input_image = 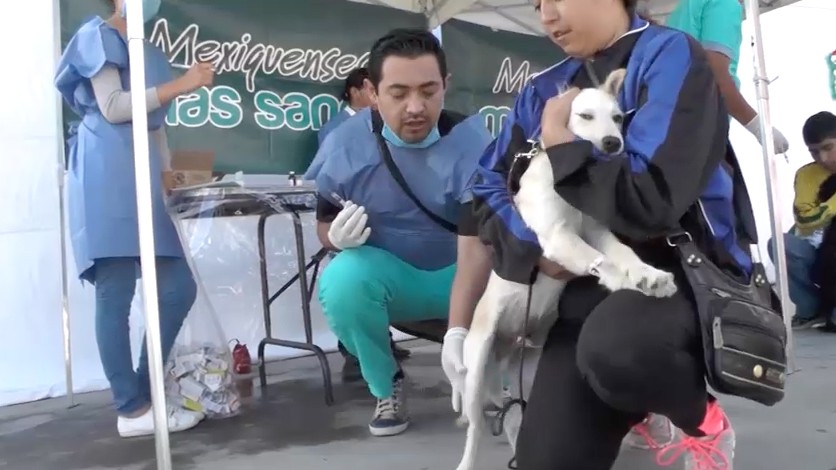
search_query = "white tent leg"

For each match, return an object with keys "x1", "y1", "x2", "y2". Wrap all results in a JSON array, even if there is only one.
[
  {"x1": 125, "y1": 3, "x2": 173, "y2": 469},
  {"x1": 52, "y1": 0, "x2": 76, "y2": 409},
  {"x1": 58, "y1": 173, "x2": 75, "y2": 408},
  {"x1": 745, "y1": 0, "x2": 796, "y2": 372}
]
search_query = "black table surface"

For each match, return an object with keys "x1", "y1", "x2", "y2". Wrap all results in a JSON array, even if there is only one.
[{"x1": 167, "y1": 181, "x2": 318, "y2": 220}]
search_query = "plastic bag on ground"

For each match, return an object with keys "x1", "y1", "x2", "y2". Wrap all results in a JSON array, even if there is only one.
[{"x1": 164, "y1": 215, "x2": 242, "y2": 420}]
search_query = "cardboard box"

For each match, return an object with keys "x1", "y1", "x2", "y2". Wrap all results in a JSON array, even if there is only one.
[{"x1": 171, "y1": 150, "x2": 216, "y2": 188}]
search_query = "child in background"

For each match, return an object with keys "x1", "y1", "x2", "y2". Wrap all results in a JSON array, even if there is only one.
[{"x1": 769, "y1": 111, "x2": 836, "y2": 329}]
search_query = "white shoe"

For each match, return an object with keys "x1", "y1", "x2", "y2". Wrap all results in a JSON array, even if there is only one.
[{"x1": 117, "y1": 406, "x2": 201, "y2": 438}]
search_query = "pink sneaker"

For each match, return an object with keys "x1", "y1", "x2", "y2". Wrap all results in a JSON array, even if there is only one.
[
  {"x1": 624, "y1": 413, "x2": 675, "y2": 449},
  {"x1": 655, "y1": 402, "x2": 736, "y2": 469}
]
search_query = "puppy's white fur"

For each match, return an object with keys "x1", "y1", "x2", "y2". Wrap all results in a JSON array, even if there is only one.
[{"x1": 454, "y1": 69, "x2": 678, "y2": 470}]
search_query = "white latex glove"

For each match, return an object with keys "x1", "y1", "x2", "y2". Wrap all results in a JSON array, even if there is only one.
[
  {"x1": 442, "y1": 327, "x2": 468, "y2": 412},
  {"x1": 327, "y1": 201, "x2": 371, "y2": 250},
  {"x1": 745, "y1": 115, "x2": 789, "y2": 154}
]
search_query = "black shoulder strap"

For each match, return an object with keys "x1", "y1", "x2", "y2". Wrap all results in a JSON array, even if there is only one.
[{"x1": 371, "y1": 111, "x2": 458, "y2": 233}]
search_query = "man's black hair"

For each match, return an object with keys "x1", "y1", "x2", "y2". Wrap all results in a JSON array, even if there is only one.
[
  {"x1": 802, "y1": 111, "x2": 836, "y2": 145},
  {"x1": 367, "y1": 28, "x2": 447, "y2": 88},
  {"x1": 342, "y1": 67, "x2": 369, "y2": 102}
]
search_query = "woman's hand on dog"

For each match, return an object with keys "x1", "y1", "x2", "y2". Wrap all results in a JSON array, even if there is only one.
[
  {"x1": 541, "y1": 87, "x2": 580, "y2": 148},
  {"x1": 538, "y1": 257, "x2": 576, "y2": 280}
]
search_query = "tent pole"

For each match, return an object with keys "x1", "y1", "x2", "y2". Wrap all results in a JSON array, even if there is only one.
[
  {"x1": 745, "y1": 0, "x2": 797, "y2": 372},
  {"x1": 125, "y1": 2, "x2": 173, "y2": 469},
  {"x1": 52, "y1": 0, "x2": 76, "y2": 409}
]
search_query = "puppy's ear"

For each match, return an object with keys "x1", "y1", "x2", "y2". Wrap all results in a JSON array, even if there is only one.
[{"x1": 602, "y1": 68, "x2": 627, "y2": 97}]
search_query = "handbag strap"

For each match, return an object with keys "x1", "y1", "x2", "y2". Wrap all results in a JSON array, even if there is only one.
[
  {"x1": 371, "y1": 112, "x2": 458, "y2": 234},
  {"x1": 665, "y1": 226, "x2": 772, "y2": 296}
]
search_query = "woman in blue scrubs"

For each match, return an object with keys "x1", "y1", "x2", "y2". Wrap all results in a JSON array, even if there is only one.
[{"x1": 55, "y1": 0, "x2": 214, "y2": 438}]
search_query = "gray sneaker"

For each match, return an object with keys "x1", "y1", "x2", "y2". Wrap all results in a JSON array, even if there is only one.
[
  {"x1": 624, "y1": 413, "x2": 675, "y2": 449},
  {"x1": 368, "y1": 376, "x2": 409, "y2": 437},
  {"x1": 657, "y1": 410, "x2": 735, "y2": 469}
]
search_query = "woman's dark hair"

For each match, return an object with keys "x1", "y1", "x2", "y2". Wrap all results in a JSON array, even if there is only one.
[
  {"x1": 803, "y1": 111, "x2": 836, "y2": 146},
  {"x1": 104, "y1": 0, "x2": 116, "y2": 12},
  {"x1": 367, "y1": 28, "x2": 447, "y2": 88},
  {"x1": 342, "y1": 67, "x2": 369, "y2": 102}
]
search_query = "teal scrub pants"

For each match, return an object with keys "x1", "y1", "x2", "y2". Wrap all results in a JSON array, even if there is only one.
[{"x1": 318, "y1": 245, "x2": 454, "y2": 398}]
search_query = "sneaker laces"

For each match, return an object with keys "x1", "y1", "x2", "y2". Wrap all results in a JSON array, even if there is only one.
[
  {"x1": 631, "y1": 420, "x2": 664, "y2": 449},
  {"x1": 374, "y1": 380, "x2": 403, "y2": 419},
  {"x1": 655, "y1": 433, "x2": 731, "y2": 470}
]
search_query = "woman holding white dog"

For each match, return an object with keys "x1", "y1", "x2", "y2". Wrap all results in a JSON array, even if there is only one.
[{"x1": 452, "y1": 0, "x2": 765, "y2": 468}]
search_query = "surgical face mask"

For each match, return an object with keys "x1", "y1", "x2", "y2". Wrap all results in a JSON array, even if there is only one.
[
  {"x1": 381, "y1": 123, "x2": 440, "y2": 149},
  {"x1": 121, "y1": 0, "x2": 162, "y2": 23}
]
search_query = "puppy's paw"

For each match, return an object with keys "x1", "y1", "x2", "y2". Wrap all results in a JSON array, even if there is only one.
[
  {"x1": 626, "y1": 264, "x2": 678, "y2": 298},
  {"x1": 595, "y1": 261, "x2": 639, "y2": 293}
]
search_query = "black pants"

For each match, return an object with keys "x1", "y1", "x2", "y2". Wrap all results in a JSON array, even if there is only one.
[{"x1": 515, "y1": 275, "x2": 709, "y2": 470}]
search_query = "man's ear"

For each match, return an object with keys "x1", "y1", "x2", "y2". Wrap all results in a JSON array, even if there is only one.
[
  {"x1": 445, "y1": 72, "x2": 452, "y2": 88},
  {"x1": 348, "y1": 87, "x2": 360, "y2": 102},
  {"x1": 601, "y1": 68, "x2": 627, "y2": 97}
]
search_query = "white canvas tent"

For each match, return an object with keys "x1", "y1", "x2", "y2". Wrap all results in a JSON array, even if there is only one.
[
  {"x1": 116, "y1": 0, "x2": 807, "y2": 467},
  {"x1": 349, "y1": 0, "x2": 805, "y2": 34}
]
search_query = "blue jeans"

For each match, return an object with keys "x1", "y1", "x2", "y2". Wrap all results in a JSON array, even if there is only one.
[
  {"x1": 93, "y1": 256, "x2": 197, "y2": 415},
  {"x1": 767, "y1": 233, "x2": 820, "y2": 321}
]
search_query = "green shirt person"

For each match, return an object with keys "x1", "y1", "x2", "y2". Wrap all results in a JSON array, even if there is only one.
[{"x1": 666, "y1": 0, "x2": 789, "y2": 153}]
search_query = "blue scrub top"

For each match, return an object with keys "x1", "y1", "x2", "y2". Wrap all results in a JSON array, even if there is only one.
[
  {"x1": 55, "y1": 16, "x2": 183, "y2": 281},
  {"x1": 314, "y1": 108, "x2": 492, "y2": 271},
  {"x1": 305, "y1": 108, "x2": 356, "y2": 181}
]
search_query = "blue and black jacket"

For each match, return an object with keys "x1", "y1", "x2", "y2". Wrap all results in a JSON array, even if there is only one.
[{"x1": 472, "y1": 16, "x2": 757, "y2": 285}]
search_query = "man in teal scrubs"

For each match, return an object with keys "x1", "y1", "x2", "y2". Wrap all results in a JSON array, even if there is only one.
[
  {"x1": 314, "y1": 28, "x2": 492, "y2": 437},
  {"x1": 666, "y1": 0, "x2": 789, "y2": 153}
]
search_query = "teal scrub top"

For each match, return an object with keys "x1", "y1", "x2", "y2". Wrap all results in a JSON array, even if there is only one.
[{"x1": 666, "y1": 0, "x2": 744, "y2": 87}]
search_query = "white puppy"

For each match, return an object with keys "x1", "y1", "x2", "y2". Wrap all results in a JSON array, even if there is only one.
[{"x1": 454, "y1": 69, "x2": 678, "y2": 470}]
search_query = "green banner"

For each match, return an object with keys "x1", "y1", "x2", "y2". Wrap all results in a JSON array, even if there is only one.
[
  {"x1": 60, "y1": 1, "x2": 560, "y2": 174},
  {"x1": 441, "y1": 20, "x2": 563, "y2": 137},
  {"x1": 60, "y1": 0, "x2": 424, "y2": 174}
]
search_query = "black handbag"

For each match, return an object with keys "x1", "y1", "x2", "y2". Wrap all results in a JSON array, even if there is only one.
[{"x1": 667, "y1": 230, "x2": 787, "y2": 406}]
